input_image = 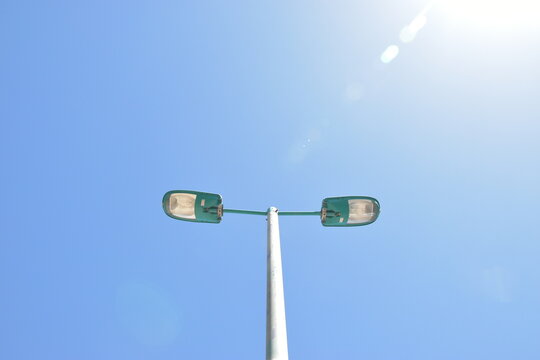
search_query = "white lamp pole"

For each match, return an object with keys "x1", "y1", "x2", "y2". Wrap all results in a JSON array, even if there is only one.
[{"x1": 266, "y1": 207, "x2": 289, "y2": 360}]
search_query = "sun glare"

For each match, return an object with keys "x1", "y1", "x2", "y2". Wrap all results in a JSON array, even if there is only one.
[{"x1": 439, "y1": 0, "x2": 540, "y2": 30}]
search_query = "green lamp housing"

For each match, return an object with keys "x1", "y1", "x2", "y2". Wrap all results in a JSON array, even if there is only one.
[
  {"x1": 163, "y1": 190, "x2": 223, "y2": 223},
  {"x1": 321, "y1": 196, "x2": 380, "y2": 227}
]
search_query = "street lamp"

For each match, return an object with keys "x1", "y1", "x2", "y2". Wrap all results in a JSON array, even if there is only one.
[{"x1": 162, "y1": 190, "x2": 380, "y2": 360}]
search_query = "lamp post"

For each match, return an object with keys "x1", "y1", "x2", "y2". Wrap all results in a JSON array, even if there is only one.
[
  {"x1": 162, "y1": 191, "x2": 380, "y2": 360},
  {"x1": 266, "y1": 207, "x2": 288, "y2": 359}
]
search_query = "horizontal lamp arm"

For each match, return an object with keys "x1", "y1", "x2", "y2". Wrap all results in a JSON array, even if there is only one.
[
  {"x1": 278, "y1": 211, "x2": 320, "y2": 216},
  {"x1": 223, "y1": 208, "x2": 320, "y2": 216},
  {"x1": 223, "y1": 208, "x2": 267, "y2": 216}
]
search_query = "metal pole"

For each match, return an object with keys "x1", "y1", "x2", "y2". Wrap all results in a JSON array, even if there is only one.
[{"x1": 266, "y1": 207, "x2": 289, "y2": 360}]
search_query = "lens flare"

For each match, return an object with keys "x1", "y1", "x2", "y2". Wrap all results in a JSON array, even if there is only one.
[{"x1": 380, "y1": 45, "x2": 400, "y2": 63}]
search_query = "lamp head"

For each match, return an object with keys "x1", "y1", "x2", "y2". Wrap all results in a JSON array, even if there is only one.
[
  {"x1": 321, "y1": 196, "x2": 380, "y2": 227},
  {"x1": 163, "y1": 190, "x2": 223, "y2": 223}
]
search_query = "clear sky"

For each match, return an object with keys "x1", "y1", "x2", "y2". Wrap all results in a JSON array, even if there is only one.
[{"x1": 1, "y1": 0, "x2": 540, "y2": 359}]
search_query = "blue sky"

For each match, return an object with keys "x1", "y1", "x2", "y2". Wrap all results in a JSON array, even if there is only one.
[{"x1": 1, "y1": 0, "x2": 540, "y2": 358}]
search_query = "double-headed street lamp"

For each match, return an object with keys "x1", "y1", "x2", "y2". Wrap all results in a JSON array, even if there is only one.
[{"x1": 162, "y1": 190, "x2": 380, "y2": 360}]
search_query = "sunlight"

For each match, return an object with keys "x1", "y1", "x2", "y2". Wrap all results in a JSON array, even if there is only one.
[
  {"x1": 439, "y1": 0, "x2": 540, "y2": 30},
  {"x1": 400, "y1": 13, "x2": 428, "y2": 43}
]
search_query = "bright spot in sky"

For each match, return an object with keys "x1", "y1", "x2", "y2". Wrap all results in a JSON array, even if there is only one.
[
  {"x1": 400, "y1": 14, "x2": 427, "y2": 43},
  {"x1": 380, "y1": 45, "x2": 399, "y2": 63},
  {"x1": 439, "y1": 0, "x2": 540, "y2": 30}
]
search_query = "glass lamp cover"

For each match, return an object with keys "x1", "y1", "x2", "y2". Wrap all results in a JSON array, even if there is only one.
[
  {"x1": 163, "y1": 190, "x2": 223, "y2": 223},
  {"x1": 347, "y1": 199, "x2": 377, "y2": 224},
  {"x1": 169, "y1": 193, "x2": 196, "y2": 219}
]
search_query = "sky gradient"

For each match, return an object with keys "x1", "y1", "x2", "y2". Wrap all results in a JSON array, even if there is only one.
[{"x1": 1, "y1": 0, "x2": 540, "y2": 359}]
